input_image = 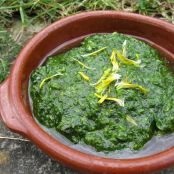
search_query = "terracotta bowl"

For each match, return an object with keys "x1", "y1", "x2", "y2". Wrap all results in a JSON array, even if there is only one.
[{"x1": 1, "y1": 11, "x2": 174, "y2": 174}]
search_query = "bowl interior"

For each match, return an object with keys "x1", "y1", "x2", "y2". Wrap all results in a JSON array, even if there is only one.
[{"x1": 20, "y1": 13, "x2": 174, "y2": 159}]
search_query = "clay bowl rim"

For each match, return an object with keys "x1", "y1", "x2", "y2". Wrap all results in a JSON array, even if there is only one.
[{"x1": 3, "y1": 11, "x2": 174, "y2": 173}]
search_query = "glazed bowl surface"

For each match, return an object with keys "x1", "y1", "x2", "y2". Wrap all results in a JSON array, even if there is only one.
[{"x1": 1, "y1": 11, "x2": 174, "y2": 174}]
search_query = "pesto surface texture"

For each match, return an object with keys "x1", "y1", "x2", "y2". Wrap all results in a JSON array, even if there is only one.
[{"x1": 30, "y1": 33, "x2": 174, "y2": 152}]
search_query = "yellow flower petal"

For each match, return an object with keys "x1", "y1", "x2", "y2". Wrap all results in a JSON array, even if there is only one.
[
  {"x1": 72, "y1": 58, "x2": 95, "y2": 70},
  {"x1": 116, "y1": 81, "x2": 148, "y2": 95},
  {"x1": 98, "y1": 94, "x2": 108, "y2": 104},
  {"x1": 82, "y1": 47, "x2": 107, "y2": 57},
  {"x1": 90, "y1": 68, "x2": 111, "y2": 86},
  {"x1": 95, "y1": 93, "x2": 124, "y2": 107},
  {"x1": 39, "y1": 73, "x2": 63, "y2": 89},
  {"x1": 110, "y1": 50, "x2": 119, "y2": 71},
  {"x1": 78, "y1": 71, "x2": 90, "y2": 81},
  {"x1": 96, "y1": 73, "x2": 121, "y2": 94},
  {"x1": 122, "y1": 40, "x2": 127, "y2": 57},
  {"x1": 105, "y1": 97, "x2": 124, "y2": 107},
  {"x1": 114, "y1": 49, "x2": 141, "y2": 67},
  {"x1": 126, "y1": 115, "x2": 138, "y2": 126}
]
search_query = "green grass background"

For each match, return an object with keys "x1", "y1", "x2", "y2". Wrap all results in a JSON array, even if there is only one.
[{"x1": 0, "y1": 0, "x2": 174, "y2": 83}]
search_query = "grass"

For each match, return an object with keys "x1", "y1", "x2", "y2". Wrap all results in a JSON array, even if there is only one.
[
  {"x1": 0, "y1": 0, "x2": 174, "y2": 83},
  {"x1": 0, "y1": 0, "x2": 173, "y2": 28},
  {"x1": 0, "y1": 27, "x2": 21, "y2": 82}
]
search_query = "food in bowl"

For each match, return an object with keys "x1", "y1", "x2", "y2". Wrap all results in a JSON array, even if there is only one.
[{"x1": 29, "y1": 32, "x2": 174, "y2": 152}]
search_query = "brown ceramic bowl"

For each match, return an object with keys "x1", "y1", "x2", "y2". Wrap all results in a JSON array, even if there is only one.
[{"x1": 1, "y1": 11, "x2": 174, "y2": 174}]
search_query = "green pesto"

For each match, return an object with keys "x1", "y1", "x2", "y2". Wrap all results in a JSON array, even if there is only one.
[{"x1": 29, "y1": 33, "x2": 174, "y2": 152}]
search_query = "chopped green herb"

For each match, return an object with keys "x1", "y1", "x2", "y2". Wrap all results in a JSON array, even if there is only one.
[{"x1": 30, "y1": 33, "x2": 174, "y2": 152}]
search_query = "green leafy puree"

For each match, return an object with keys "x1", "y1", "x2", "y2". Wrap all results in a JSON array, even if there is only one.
[{"x1": 30, "y1": 33, "x2": 174, "y2": 152}]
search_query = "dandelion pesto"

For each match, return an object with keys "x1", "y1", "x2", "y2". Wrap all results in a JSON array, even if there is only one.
[{"x1": 30, "y1": 33, "x2": 174, "y2": 152}]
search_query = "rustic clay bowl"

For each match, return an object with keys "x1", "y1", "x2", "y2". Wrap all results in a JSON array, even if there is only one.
[{"x1": 1, "y1": 11, "x2": 174, "y2": 174}]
